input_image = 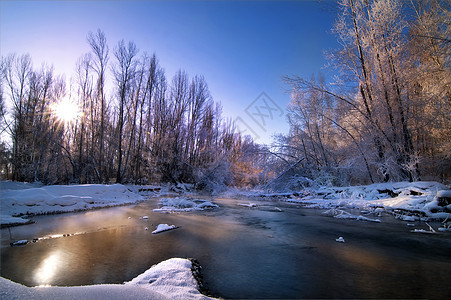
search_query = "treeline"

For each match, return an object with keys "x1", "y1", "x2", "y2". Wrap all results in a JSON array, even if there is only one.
[
  {"x1": 279, "y1": 0, "x2": 450, "y2": 185},
  {"x1": 0, "y1": 30, "x2": 267, "y2": 188}
]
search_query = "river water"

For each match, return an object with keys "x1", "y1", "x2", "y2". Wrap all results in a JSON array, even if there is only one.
[{"x1": 1, "y1": 196, "x2": 451, "y2": 299}]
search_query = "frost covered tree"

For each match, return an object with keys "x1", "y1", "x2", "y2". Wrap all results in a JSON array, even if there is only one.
[
  {"x1": 0, "y1": 30, "x2": 264, "y2": 189},
  {"x1": 283, "y1": 0, "x2": 450, "y2": 184},
  {"x1": 406, "y1": 0, "x2": 451, "y2": 181}
]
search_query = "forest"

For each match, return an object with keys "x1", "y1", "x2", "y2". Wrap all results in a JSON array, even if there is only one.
[
  {"x1": 279, "y1": 0, "x2": 450, "y2": 185},
  {"x1": 0, "y1": 32, "x2": 267, "y2": 187},
  {"x1": 0, "y1": 0, "x2": 449, "y2": 188}
]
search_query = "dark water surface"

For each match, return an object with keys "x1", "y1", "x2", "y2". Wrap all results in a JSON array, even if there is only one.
[{"x1": 1, "y1": 197, "x2": 451, "y2": 299}]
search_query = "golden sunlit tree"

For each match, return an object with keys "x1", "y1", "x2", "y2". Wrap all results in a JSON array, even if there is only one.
[{"x1": 283, "y1": 0, "x2": 450, "y2": 184}]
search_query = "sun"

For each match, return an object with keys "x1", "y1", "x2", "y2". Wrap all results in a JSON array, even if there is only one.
[{"x1": 53, "y1": 98, "x2": 81, "y2": 124}]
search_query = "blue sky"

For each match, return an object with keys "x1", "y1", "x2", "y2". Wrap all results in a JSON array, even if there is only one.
[{"x1": 1, "y1": 0, "x2": 339, "y2": 144}]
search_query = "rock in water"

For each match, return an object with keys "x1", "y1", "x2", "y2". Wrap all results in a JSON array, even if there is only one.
[
  {"x1": 335, "y1": 237, "x2": 345, "y2": 243},
  {"x1": 10, "y1": 240, "x2": 28, "y2": 247}
]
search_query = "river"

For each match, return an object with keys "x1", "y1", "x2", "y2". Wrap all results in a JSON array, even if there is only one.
[{"x1": 1, "y1": 196, "x2": 451, "y2": 299}]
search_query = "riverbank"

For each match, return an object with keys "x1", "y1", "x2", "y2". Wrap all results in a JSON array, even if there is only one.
[
  {"x1": 1, "y1": 182, "x2": 169, "y2": 227},
  {"x1": 2, "y1": 186, "x2": 451, "y2": 299},
  {"x1": 1, "y1": 180, "x2": 450, "y2": 228},
  {"x1": 0, "y1": 258, "x2": 215, "y2": 300}
]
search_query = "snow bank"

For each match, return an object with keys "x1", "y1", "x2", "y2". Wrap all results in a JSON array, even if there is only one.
[
  {"x1": 136, "y1": 184, "x2": 189, "y2": 197},
  {"x1": 125, "y1": 258, "x2": 212, "y2": 299},
  {"x1": 153, "y1": 197, "x2": 218, "y2": 213},
  {"x1": 0, "y1": 181, "x2": 43, "y2": 191},
  {"x1": 288, "y1": 181, "x2": 450, "y2": 221},
  {"x1": 1, "y1": 182, "x2": 143, "y2": 227},
  {"x1": 0, "y1": 258, "x2": 214, "y2": 300}
]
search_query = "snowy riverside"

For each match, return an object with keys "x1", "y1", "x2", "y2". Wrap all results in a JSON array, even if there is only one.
[{"x1": 1, "y1": 0, "x2": 450, "y2": 299}]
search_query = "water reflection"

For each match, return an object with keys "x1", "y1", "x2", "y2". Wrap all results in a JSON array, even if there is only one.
[
  {"x1": 34, "y1": 252, "x2": 62, "y2": 285},
  {"x1": 1, "y1": 198, "x2": 451, "y2": 299}
]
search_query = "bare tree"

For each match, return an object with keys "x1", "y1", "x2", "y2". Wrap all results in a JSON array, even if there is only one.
[
  {"x1": 112, "y1": 39, "x2": 138, "y2": 183},
  {"x1": 74, "y1": 53, "x2": 93, "y2": 182},
  {"x1": 87, "y1": 29, "x2": 109, "y2": 182}
]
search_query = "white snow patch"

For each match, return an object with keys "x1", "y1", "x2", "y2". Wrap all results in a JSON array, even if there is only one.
[
  {"x1": 0, "y1": 215, "x2": 32, "y2": 226},
  {"x1": 437, "y1": 190, "x2": 451, "y2": 198},
  {"x1": 400, "y1": 215, "x2": 417, "y2": 222},
  {"x1": 411, "y1": 229, "x2": 436, "y2": 234},
  {"x1": 152, "y1": 224, "x2": 178, "y2": 234},
  {"x1": 237, "y1": 202, "x2": 257, "y2": 208},
  {"x1": 322, "y1": 209, "x2": 381, "y2": 223},
  {"x1": 336, "y1": 237, "x2": 345, "y2": 243},
  {"x1": 0, "y1": 258, "x2": 215, "y2": 300}
]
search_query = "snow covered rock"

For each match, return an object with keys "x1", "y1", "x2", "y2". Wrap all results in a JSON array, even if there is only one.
[
  {"x1": 152, "y1": 224, "x2": 178, "y2": 234},
  {"x1": 237, "y1": 202, "x2": 257, "y2": 208},
  {"x1": 126, "y1": 258, "x2": 214, "y2": 299},
  {"x1": 0, "y1": 258, "x2": 216, "y2": 300},
  {"x1": 10, "y1": 240, "x2": 28, "y2": 247},
  {"x1": 336, "y1": 237, "x2": 345, "y2": 243},
  {"x1": 153, "y1": 197, "x2": 218, "y2": 213}
]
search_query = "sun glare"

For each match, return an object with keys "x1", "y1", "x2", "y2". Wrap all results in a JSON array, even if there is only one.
[
  {"x1": 34, "y1": 252, "x2": 61, "y2": 285},
  {"x1": 53, "y1": 98, "x2": 81, "y2": 124}
]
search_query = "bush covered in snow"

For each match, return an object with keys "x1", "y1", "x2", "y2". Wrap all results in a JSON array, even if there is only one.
[
  {"x1": 194, "y1": 160, "x2": 233, "y2": 194},
  {"x1": 153, "y1": 197, "x2": 219, "y2": 213}
]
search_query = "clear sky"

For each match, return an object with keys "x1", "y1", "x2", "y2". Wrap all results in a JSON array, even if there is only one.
[{"x1": 1, "y1": 0, "x2": 339, "y2": 145}]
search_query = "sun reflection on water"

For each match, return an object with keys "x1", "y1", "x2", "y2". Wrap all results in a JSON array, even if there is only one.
[{"x1": 34, "y1": 252, "x2": 61, "y2": 286}]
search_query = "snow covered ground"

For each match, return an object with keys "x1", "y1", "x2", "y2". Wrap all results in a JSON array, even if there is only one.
[
  {"x1": 0, "y1": 181, "x2": 219, "y2": 227},
  {"x1": 244, "y1": 181, "x2": 450, "y2": 227},
  {"x1": 0, "y1": 258, "x2": 215, "y2": 300},
  {"x1": 2, "y1": 180, "x2": 450, "y2": 227},
  {"x1": 302, "y1": 181, "x2": 450, "y2": 220},
  {"x1": 1, "y1": 180, "x2": 450, "y2": 298},
  {"x1": 0, "y1": 182, "x2": 147, "y2": 227}
]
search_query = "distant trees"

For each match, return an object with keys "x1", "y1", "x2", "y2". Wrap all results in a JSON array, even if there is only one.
[
  {"x1": 5, "y1": 0, "x2": 447, "y2": 188},
  {"x1": 0, "y1": 29, "x2": 262, "y2": 188},
  {"x1": 282, "y1": 0, "x2": 450, "y2": 184}
]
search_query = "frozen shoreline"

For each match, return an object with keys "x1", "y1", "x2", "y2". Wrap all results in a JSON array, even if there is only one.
[
  {"x1": 1, "y1": 180, "x2": 450, "y2": 228},
  {"x1": 0, "y1": 258, "x2": 215, "y2": 300},
  {"x1": 0, "y1": 182, "x2": 150, "y2": 227},
  {"x1": 1, "y1": 180, "x2": 450, "y2": 299},
  {"x1": 242, "y1": 181, "x2": 451, "y2": 222}
]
